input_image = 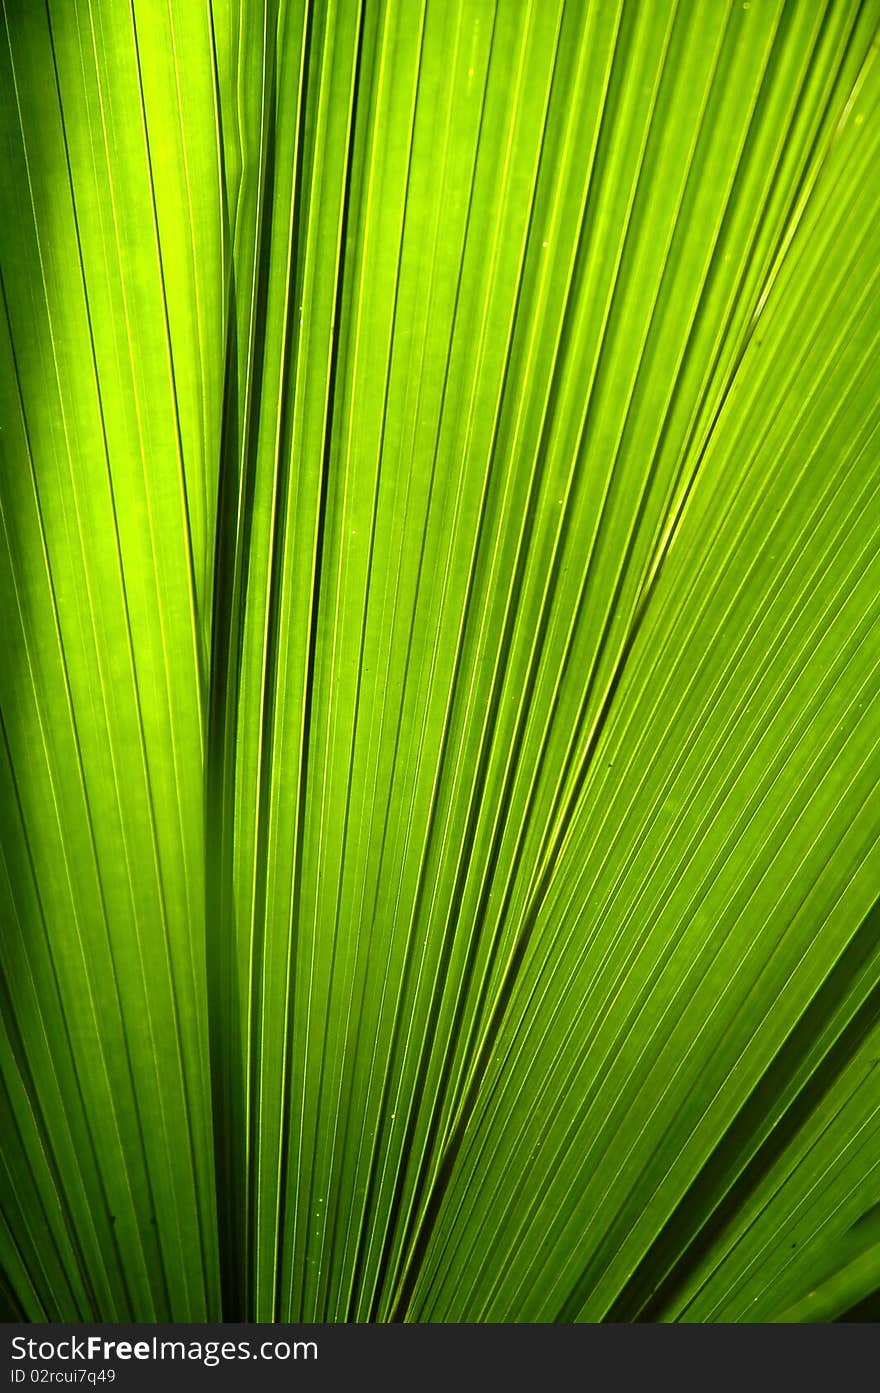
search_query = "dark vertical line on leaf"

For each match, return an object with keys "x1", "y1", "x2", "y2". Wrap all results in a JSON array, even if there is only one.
[
  {"x1": 205, "y1": 0, "x2": 285, "y2": 1319},
  {"x1": 204, "y1": 293, "x2": 246, "y2": 1320},
  {"x1": 203, "y1": 0, "x2": 241, "y2": 1322}
]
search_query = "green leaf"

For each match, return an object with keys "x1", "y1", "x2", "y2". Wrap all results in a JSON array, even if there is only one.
[{"x1": 1, "y1": 0, "x2": 879, "y2": 1322}]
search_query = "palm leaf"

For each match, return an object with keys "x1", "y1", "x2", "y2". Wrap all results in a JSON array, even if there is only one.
[{"x1": 1, "y1": 0, "x2": 879, "y2": 1322}]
